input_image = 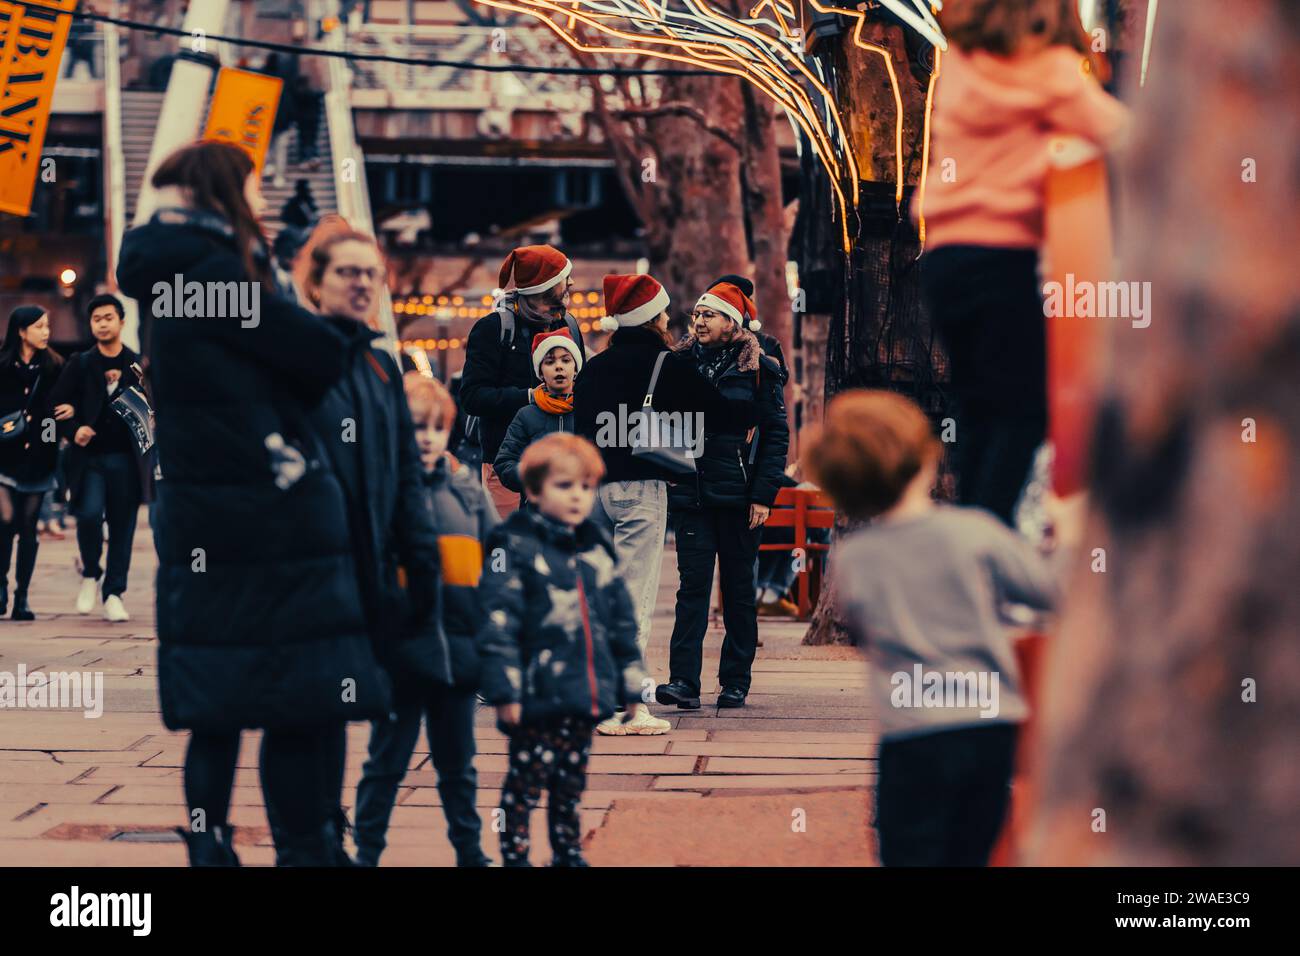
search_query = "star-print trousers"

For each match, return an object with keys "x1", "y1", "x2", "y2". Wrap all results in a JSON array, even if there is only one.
[{"x1": 500, "y1": 715, "x2": 594, "y2": 866}]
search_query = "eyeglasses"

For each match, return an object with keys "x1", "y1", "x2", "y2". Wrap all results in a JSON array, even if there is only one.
[{"x1": 691, "y1": 308, "x2": 722, "y2": 322}]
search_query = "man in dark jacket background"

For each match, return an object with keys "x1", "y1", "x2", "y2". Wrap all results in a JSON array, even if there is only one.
[
  {"x1": 51, "y1": 294, "x2": 154, "y2": 623},
  {"x1": 459, "y1": 244, "x2": 586, "y2": 519}
]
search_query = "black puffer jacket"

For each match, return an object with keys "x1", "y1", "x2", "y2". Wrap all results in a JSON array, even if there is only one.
[
  {"x1": 0, "y1": 354, "x2": 63, "y2": 486},
  {"x1": 425, "y1": 454, "x2": 498, "y2": 688},
  {"x1": 573, "y1": 325, "x2": 759, "y2": 484},
  {"x1": 493, "y1": 402, "x2": 573, "y2": 494},
  {"x1": 458, "y1": 307, "x2": 586, "y2": 465},
  {"x1": 667, "y1": 330, "x2": 790, "y2": 511},
  {"x1": 117, "y1": 207, "x2": 390, "y2": 731},
  {"x1": 476, "y1": 509, "x2": 648, "y2": 723},
  {"x1": 308, "y1": 317, "x2": 446, "y2": 693}
]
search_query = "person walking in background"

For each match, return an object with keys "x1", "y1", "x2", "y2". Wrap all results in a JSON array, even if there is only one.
[
  {"x1": 656, "y1": 279, "x2": 788, "y2": 711},
  {"x1": 116, "y1": 140, "x2": 390, "y2": 866},
  {"x1": 575, "y1": 273, "x2": 759, "y2": 735},
  {"x1": 460, "y1": 244, "x2": 585, "y2": 519},
  {"x1": 477, "y1": 433, "x2": 649, "y2": 866},
  {"x1": 353, "y1": 374, "x2": 496, "y2": 868},
  {"x1": 803, "y1": 390, "x2": 1065, "y2": 865},
  {"x1": 917, "y1": 0, "x2": 1128, "y2": 525},
  {"x1": 0, "y1": 307, "x2": 73, "y2": 620},
  {"x1": 50, "y1": 295, "x2": 152, "y2": 623},
  {"x1": 492, "y1": 327, "x2": 581, "y2": 502}
]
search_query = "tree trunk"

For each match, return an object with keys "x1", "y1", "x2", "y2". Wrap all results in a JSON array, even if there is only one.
[
  {"x1": 738, "y1": 80, "x2": 791, "y2": 360},
  {"x1": 1025, "y1": 0, "x2": 1300, "y2": 865},
  {"x1": 802, "y1": 22, "x2": 939, "y2": 645}
]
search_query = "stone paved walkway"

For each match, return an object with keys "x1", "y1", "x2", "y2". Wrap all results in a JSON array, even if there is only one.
[{"x1": 0, "y1": 513, "x2": 874, "y2": 866}]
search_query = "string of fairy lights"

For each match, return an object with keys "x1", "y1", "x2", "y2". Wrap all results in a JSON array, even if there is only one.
[{"x1": 394, "y1": 290, "x2": 611, "y2": 353}]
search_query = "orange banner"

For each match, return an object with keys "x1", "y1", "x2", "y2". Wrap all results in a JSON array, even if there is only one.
[
  {"x1": 203, "y1": 67, "x2": 282, "y2": 176},
  {"x1": 0, "y1": 0, "x2": 78, "y2": 217}
]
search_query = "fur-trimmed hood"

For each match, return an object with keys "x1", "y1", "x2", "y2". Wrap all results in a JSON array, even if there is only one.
[{"x1": 673, "y1": 328, "x2": 762, "y2": 373}]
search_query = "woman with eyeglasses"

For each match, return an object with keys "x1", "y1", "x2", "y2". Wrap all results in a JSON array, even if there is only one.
[{"x1": 655, "y1": 279, "x2": 789, "y2": 712}]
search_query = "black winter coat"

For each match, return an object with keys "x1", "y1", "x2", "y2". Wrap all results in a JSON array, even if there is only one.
[
  {"x1": 492, "y1": 402, "x2": 573, "y2": 494},
  {"x1": 476, "y1": 509, "x2": 648, "y2": 723},
  {"x1": 573, "y1": 325, "x2": 760, "y2": 484},
  {"x1": 49, "y1": 345, "x2": 156, "y2": 504},
  {"x1": 116, "y1": 207, "x2": 390, "y2": 732},
  {"x1": 667, "y1": 331, "x2": 790, "y2": 512},
  {"x1": 0, "y1": 353, "x2": 63, "y2": 486},
  {"x1": 458, "y1": 307, "x2": 586, "y2": 465},
  {"x1": 308, "y1": 317, "x2": 447, "y2": 694},
  {"x1": 425, "y1": 454, "x2": 498, "y2": 688}
]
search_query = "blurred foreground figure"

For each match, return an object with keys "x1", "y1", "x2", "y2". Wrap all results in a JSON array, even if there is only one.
[{"x1": 1025, "y1": 0, "x2": 1300, "y2": 865}]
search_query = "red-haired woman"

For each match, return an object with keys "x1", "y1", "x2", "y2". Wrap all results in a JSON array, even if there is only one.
[{"x1": 116, "y1": 140, "x2": 388, "y2": 866}]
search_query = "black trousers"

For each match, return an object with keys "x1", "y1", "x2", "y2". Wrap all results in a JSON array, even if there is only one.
[
  {"x1": 74, "y1": 452, "x2": 141, "y2": 598},
  {"x1": 921, "y1": 246, "x2": 1048, "y2": 526},
  {"x1": 0, "y1": 488, "x2": 44, "y2": 593},
  {"x1": 874, "y1": 723, "x2": 1018, "y2": 866},
  {"x1": 500, "y1": 716, "x2": 593, "y2": 867},
  {"x1": 183, "y1": 724, "x2": 344, "y2": 845},
  {"x1": 353, "y1": 687, "x2": 482, "y2": 865},
  {"x1": 668, "y1": 507, "x2": 762, "y2": 696}
]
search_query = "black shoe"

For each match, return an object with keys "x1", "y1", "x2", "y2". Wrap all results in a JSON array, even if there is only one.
[
  {"x1": 178, "y1": 825, "x2": 241, "y2": 867},
  {"x1": 717, "y1": 686, "x2": 747, "y2": 708},
  {"x1": 274, "y1": 824, "x2": 340, "y2": 867},
  {"x1": 330, "y1": 809, "x2": 357, "y2": 866},
  {"x1": 655, "y1": 680, "x2": 700, "y2": 710},
  {"x1": 10, "y1": 592, "x2": 33, "y2": 621}
]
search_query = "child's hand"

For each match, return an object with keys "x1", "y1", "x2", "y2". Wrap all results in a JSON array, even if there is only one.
[{"x1": 496, "y1": 703, "x2": 522, "y2": 729}]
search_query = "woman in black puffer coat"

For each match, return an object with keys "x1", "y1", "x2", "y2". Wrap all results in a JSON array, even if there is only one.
[
  {"x1": 116, "y1": 141, "x2": 389, "y2": 866},
  {"x1": 657, "y1": 280, "x2": 789, "y2": 712},
  {"x1": 0, "y1": 306, "x2": 71, "y2": 619}
]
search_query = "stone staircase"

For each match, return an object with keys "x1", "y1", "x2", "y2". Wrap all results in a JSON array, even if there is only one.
[{"x1": 120, "y1": 89, "x2": 338, "y2": 239}]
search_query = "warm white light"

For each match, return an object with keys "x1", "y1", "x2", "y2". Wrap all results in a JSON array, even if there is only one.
[{"x1": 60, "y1": 268, "x2": 77, "y2": 285}]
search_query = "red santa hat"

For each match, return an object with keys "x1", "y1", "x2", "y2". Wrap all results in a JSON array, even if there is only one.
[
  {"x1": 531, "y1": 328, "x2": 583, "y2": 377},
  {"x1": 695, "y1": 280, "x2": 761, "y2": 332},
  {"x1": 498, "y1": 244, "x2": 572, "y2": 296},
  {"x1": 599, "y1": 273, "x2": 669, "y2": 332}
]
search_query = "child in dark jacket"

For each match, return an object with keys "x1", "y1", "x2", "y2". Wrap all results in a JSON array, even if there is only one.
[
  {"x1": 353, "y1": 375, "x2": 497, "y2": 868},
  {"x1": 493, "y1": 328, "x2": 581, "y2": 497},
  {"x1": 477, "y1": 432, "x2": 649, "y2": 866}
]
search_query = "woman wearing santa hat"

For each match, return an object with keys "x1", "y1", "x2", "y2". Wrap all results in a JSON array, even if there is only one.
[
  {"x1": 574, "y1": 274, "x2": 760, "y2": 734},
  {"x1": 460, "y1": 244, "x2": 586, "y2": 518},
  {"x1": 655, "y1": 279, "x2": 789, "y2": 711}
]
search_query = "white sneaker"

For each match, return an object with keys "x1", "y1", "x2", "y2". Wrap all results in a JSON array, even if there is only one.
[
  {"x1": 620, "y1": 704, "x2": 671, "y2": 736},
  {"x1": 75, "y1": 578, "x2": 97, "y2": 615},
  {"x1": 596, "y1": 713, "x2": 628, "y2": 736},
  {"x1": 104, "y1": 595, "x2": 129, "y2": 622}
]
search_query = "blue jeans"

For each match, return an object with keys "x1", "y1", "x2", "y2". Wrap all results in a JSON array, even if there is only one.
[
  {"x1": 353, "y1": 687, "x2": 483, "y2": 865},
  {"x1": 591, "y1": 479, "x2": 667, "y2": 656},
  {"x1": 75, "y1": 452, "x2": 141, "y2": 599}
]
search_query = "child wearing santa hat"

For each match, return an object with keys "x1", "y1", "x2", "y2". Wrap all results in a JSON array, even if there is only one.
[{"x1": 493, "y1": 328, "x2": 583, "y2": 500}]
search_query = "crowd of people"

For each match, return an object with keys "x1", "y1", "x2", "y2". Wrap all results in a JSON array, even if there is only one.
[{"x1": 0, "y1": 0, "x2": 1127, "y2": 869}]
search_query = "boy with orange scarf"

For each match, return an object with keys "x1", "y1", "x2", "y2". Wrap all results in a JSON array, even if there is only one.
[{"x1": 493, "y1": 329, "x2": 581, "y2": 503}]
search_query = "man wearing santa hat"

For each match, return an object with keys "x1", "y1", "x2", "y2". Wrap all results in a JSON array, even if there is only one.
[{"x1": 460, "y1": 244, "x2": 587, "y2": 518}]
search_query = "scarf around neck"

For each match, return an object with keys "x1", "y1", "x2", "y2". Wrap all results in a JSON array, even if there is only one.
[
  {"x1": 693, "y1": 339, "x2": 742, "y2": 385},
  {"x1": 532, "y1": 385, "x2": 573, "y2": 415}
]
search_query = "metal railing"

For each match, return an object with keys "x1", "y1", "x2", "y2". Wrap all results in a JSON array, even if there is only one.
[{"x1": 342, "y1": 23, "x2": 590, "y2": 111}]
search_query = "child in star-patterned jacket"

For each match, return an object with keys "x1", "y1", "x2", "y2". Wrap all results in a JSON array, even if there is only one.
[{"x1": 476, "y1": 433, "x2": 649, "y2": 866}]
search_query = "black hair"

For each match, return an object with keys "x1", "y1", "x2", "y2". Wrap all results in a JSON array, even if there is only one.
[
  {"x1": 86, "y1": 293, "x2": 125, "y2": 321},
  {"x1": 0, "y1": 305, "x2": 63, "y2": 374},
  {"x1": 711, "y1": 274, "x2": 754, "y2": 297}
]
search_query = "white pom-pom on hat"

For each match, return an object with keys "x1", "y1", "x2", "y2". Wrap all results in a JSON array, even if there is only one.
[
  {"x1": 747, "y1": 319, "x2": 762, "y2": 332},
  {"x1": 599, "y1": 316, "x2": 620, "y2": 332}
]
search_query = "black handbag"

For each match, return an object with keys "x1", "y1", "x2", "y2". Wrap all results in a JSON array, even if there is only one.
[
  {"x1": 630, "y1": 351, "x2": 698, "y2": 476},
  {"x1": 0, "y1": 370, "x2": 40, "y2": 444}
]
